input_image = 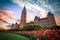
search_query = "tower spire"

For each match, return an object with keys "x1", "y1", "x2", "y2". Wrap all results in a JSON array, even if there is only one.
[
  {"x1": 22, "y1": 6, "x2": 26, "y2": 11},
  {"x1": 20, "y1": 6, "x2": 26, "y2": 28}
]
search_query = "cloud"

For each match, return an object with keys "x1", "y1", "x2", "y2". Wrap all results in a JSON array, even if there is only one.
[
  {"x1": 0, "y1": 13, "x2": 6, "y2": 20},
  {"x1": 0, "y1": 9, "x2": 17, "y2": 22},
  {"x1": 12, "y1": 0, "x2": 60, "y2": 25},
  {"x1": 0, "y1": 19, "x2": 8, "y2": 24},
  {"x1": 12, "y1": 0, "x2": 47, "y2": 13},
  {"x1": 12, "y1": 0, "x2": 48, "y2": 22},
  {"x1": 4, "y1": 10, "x2": 16, "y2": 21},
  {"x1": 27, "y1": 12, "x2": 35, "y2": 22},
  {"x1": 0, "y1": 22, "x2": 10, "y2": 30}
]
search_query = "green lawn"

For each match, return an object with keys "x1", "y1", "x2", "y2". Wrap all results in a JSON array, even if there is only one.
[{"x1": 0, "y1": 32, "x2": 30, "y2": 40}]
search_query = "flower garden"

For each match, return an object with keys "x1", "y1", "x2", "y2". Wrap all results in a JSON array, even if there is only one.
[
  {"x1": 3, "y1": 25, "x2": 60, "y2": 40},
  {"x1": 19, "y1": 29, "x2": 60, "y2": 40},
  {"x1": 37, "y1": 29, "x2": 60, "y2": 40}
]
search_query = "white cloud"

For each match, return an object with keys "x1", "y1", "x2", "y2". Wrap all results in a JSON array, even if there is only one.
[
  {"x1": 0, "y1": 9, "x2": 16, "y2": 21},
  {"x1": 0, "y1": 9, "x2": 17, "y2": 24},
  {"x1": 12, "y1": 0, "x2": 48, "y2": 22}
]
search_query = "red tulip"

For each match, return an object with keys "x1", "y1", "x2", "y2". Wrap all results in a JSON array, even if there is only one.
[
  {"x1": 47, "y1": 34, "x2": 51, "y2": 38},
  {"x1": 50, "y1": 37, "x2": 55, "y2": 40},
  {"x1": 38, "y1": 37, "x2": 42, "y2": 40}
]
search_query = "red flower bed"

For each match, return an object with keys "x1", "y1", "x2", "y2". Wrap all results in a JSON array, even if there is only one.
[
  {"x1": 20, "y1": 29, "x2": 60, "y2": 40},
  {"x1": 37, "y1": 29, "x2": 60, "y2": 40}
]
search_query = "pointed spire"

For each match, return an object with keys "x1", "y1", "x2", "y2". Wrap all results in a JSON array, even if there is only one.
[
  {"x1": 23, "y1": 6, "x2": 26, "y2": 11},
  {"x1": 20, "y1": 6, "x2": 26, "y2": 28}
]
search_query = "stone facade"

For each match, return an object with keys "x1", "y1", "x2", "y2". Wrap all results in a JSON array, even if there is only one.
[
  {"x1": 11, "y1": 7, "x2": 56, "y2": 29},
  {"x1": 34, "y1": 12, "x2": 56, "y2": 27},
  {"x1": 19, "y1": 6, "x2": 26, "y2": 28}
]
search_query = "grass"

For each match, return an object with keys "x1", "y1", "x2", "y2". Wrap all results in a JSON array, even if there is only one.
[{"x1": 0, "y1": 32, "x2": 30, "y2": 40}]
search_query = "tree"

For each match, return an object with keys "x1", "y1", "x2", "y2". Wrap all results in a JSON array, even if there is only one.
[{"x1": 23, "y1": 25, "x2": 41, "y2": 31}]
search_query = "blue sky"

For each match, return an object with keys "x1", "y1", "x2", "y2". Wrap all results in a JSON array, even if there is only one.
[{"x1": 0, "y1": 0, "x2": 60, "y2": 25}]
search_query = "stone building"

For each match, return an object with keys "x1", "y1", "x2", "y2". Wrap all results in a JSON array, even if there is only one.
[
  {"x1": 11, "y1": 6, "x2": 56, "y2": 29},
  {"x1": 34, "y1": 12, "x2": 56, "y2": 27},
  {"x1": 19, "y1": 6, "x2": 26, "y2": 28}
]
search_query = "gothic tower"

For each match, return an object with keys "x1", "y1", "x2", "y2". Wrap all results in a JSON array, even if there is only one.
[
  {"x1": 47, "y1": 12, "x2": 56, "y2": 26},
  {"x1": 20, "y1": 6, "x2": 26, "y2": 28}
]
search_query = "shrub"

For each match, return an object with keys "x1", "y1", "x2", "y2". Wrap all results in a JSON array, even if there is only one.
[{"x1": 23, "y1": 25, "x2": 41, "y2": 31}]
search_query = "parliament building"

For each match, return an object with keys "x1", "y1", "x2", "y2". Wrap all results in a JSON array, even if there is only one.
[{"x1": 11, "y1": 6, "x2": 56, "y2": 29}]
